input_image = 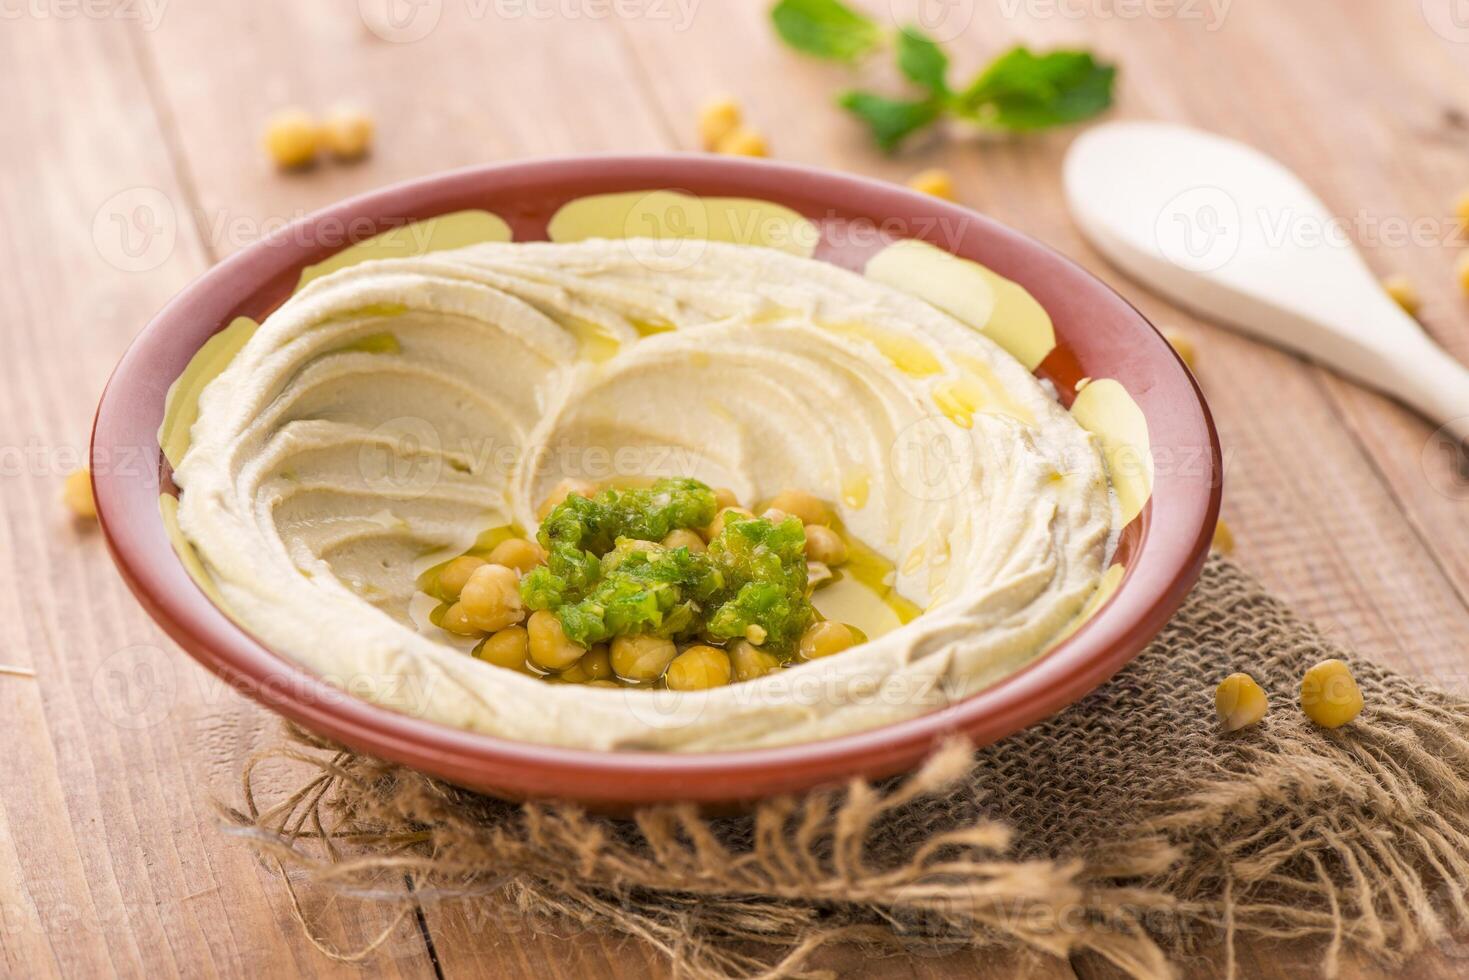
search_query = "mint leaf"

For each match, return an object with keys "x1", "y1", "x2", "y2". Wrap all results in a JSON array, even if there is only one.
[
  {"x1": 958, "y1": 47, "x2": 1115, "y2": 131},
  {"x1": 837, "y1": 91, "x2": 941, "y2": 152},
  {"x1": 896, "y1": 26, "x2": 948, "y2": 94},
  {"x1": 770, "y1": 0, "x2": 884, "y2": 62}
]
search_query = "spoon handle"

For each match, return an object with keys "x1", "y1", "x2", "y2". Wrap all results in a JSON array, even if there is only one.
[
  {"x1": 1388, "y1": 338, "x2": 1469, "y2": 445},
  {"x1": 1315, "y1": 308, "x2": 1469, "y2": 445}
]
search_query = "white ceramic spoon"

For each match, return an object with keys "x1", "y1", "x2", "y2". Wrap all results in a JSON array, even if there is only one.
[{"x1": 1063, "y1": 120, "x2": 1469, "y2": 444}]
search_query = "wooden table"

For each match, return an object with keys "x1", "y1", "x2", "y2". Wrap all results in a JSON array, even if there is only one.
[{"x1": 4, "y1": 1, "x2": 1468, "y2": 976}]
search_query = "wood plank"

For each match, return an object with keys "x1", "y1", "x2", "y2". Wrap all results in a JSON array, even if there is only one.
[
  {"x1": 1259, "y1": 0, "x2": 1469, "y2": 609},
  {"x1": 418, "y1": 894, "x2": 1072, "y2": 978},
  {"x1": 1076, "y1": 938, "x2": 1469, "y2": 980},
  {"x1": 10, "y1": 1, "x2": 1461, "y2": 978},
  {"x1": 0, "y1": 12, "x2": 434, "y2": 978},
  {"x1": 615, "y1": 4, "x2": 1469, "y2": 979},
  {"x1": 131, "y1": 3, "x2": 1057, "y2": 974},
  {"x1": 136, "y1": 0, "x2": 674, "y2": 263},
  {"x1": 127, "y1": 4, "x2": 695, "y2": 979},
  {"x1": 614, "y1": 0, "x2": 1469, "y2": 678},
  {"x1": 1042, "y1": 0, "x2": 1469, "y2": 673}
]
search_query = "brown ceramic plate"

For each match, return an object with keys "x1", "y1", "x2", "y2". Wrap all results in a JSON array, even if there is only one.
[{"x1": 93, "y1": 155, "x2": 1221, "y2": 808}]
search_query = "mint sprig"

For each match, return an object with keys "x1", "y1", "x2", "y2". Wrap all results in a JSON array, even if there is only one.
[{"x1": 770, "y1": 0, "x2": 1116, "y2": 151}]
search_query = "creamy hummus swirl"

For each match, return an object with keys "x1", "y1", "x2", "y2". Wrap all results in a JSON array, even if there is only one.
[{"x1": 175, "y1": 238, "x2": 1113, "y2": 750}]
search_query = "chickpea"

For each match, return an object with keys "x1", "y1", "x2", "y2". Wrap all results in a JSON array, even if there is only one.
[
  {"x1": 729, "y1": 640, "x2": 780, "y2": 682},
  {"x1": 459, "y1": 563, "x2": 524, "y2": 631},
  {"x1": 704, "y1": 506, "x2": 753, "y2": 540},
  {"x1": 714, "y1": 126, "x2": 767, "y2": 157},
  {"x1": 906, "y1": 167, "x2": 956, "y2": 201},
  {"x1": 537, "y1": 478, "x2": 597, "y2": 519},
  {"x1": 63, "y1": 468, "x2": 96, "y2": 519},
  {"x1": 527, "y1": 610, "x2": 585, "y2": 671},
  {"x1": 712, "y1": 486, "x2": 740, "y2": 510},
  {"x1": 768, "y1": 489, "x2": 828, "y2": 526},
  {"x1": 761, "y1": 508, "x2": 791, "y2": 524},
  {"x1": 474, "y1": 626, "x2": 528, "y2": 670},
  {"x1": 320, "y1": 103, "x2": 374, "y2": 161},
  {"x1": 803, "y1": 525, "x2": 848, "y2": 565},
  {"x1": 1211, "y1": 519, "x2": 1235, "y2": 555},
  {"x1": 262, "y1": 107, "x2": 318, "y2": 169},
  {"x1": 562, "y1": 645, "x2": 613, "y2": 684},
  {"x1": 661, "y1": 528, "x2": 706, "y2": 553},
  {"x1": 1300, "y1": 659, "x2": 1364, "y2": 729},
  {"x1": 488, "y1": 537, "x2": 545, "y2": 574},
  {"x1": 1215, "y1": 672, "x2": 1267, "y2": 732},
  {"x1": 666, "y1": 645, "x2": 732, "y2": 691},
  {"x1": 611, "y1": 633, "x2": 678, "y2": 681},
  {"x1": 436, "y1": 555, "x2": 486, "y2": 601},
  {"x1": 697, "y1": 96, "x2": 741, "y2": 150},
  {"x1": 1163, "y1": 330, "x2": 1198, "y2": 371},
  {"x1": 1382, "y1": 276, "x2": 1419, "y2": 316},
  {"x1": 440, "y1": 602, "x2": 484, "y2": 637},
  {"x1": 799, "y1": 621, "x2": 859, "y2": 660},
  {"x1": 806, "y1": 561, "x2": 834, "y2": 590}
]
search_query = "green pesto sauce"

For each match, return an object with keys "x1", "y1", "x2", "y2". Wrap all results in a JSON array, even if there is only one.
[{"x1": 521, "y1": 478, "x2": 813, "y2": 655}]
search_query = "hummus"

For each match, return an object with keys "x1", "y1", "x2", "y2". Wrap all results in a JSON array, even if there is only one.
[{"x1": 175, "y1": 238, "x2": 1114, "y2": 750}]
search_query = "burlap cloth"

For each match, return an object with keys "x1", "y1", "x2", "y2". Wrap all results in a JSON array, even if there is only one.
[{"x1": 223, "y1": 556, "x2": 1469, "y2": 978}]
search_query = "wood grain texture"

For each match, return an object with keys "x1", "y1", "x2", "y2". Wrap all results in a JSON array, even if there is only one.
[
  {"x1": 1, "y1": 0, "x2": 1466, "y2": 977},
  {"x1": 0, "y1": 9, "x2": 435, "y2": 980}
]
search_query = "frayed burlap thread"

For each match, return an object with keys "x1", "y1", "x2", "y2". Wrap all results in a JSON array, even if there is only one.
[{"x1": 221, "y1": 557, "x2": 1469, "y2": 978}]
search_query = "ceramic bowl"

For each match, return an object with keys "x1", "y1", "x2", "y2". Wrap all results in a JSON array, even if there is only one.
[{"x1": 93, "y1": 155, "x2": 1221, "y2": 808}]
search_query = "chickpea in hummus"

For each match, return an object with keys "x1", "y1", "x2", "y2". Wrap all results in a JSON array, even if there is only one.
[{"x1": 418, "y1": 478, "x2": 863, "y2": 690}]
